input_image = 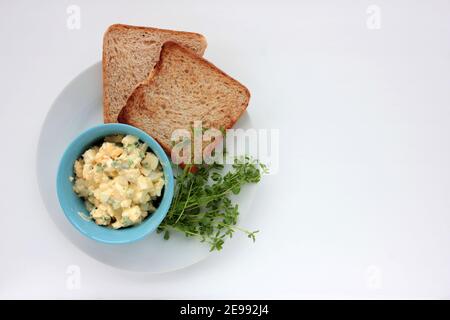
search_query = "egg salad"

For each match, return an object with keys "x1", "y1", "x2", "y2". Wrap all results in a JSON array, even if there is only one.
[{"x1": 72, "y1": 134, "x2": 165, "y2": 229}]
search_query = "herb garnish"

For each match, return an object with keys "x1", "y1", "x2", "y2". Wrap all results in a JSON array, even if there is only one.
[{"x1": 157, "y1": 156, "x2": 267, "y2": 251}]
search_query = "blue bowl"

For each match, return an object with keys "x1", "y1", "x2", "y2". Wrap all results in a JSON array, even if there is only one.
[{"x1": 56, "y1": 123, "x2": 174, "y2": 244}]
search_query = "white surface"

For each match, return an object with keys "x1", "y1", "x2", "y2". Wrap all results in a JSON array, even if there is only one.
[{"x1": 1, "y1": 0, "x2": 450, "y2": 299}]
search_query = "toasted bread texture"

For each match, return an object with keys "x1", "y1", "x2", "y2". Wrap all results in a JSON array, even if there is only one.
[
  {"x1": 118, "y1": 41, "x2": 250, "y2": 154},
  {"x1": 103, "y1": 24, "x2": 207, "y2": 123}
]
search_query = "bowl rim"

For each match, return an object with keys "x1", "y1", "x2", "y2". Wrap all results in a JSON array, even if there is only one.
[{"x1": 56, "y1": 123, "x2": 174, "y2": 244}]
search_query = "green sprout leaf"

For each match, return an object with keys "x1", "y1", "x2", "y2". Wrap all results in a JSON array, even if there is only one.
[{"x1": 158, "y1": 155, "x2": 265, "y2": 251}]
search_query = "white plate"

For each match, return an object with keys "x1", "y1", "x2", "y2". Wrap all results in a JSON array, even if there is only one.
[{"x1": 36, "y1": 62, "x2": 257, "y2": 273}]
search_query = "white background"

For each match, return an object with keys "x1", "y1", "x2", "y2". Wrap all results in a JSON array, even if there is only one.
[{"x1": 1, "y1": 0, "x2": 450, "y2": 299}]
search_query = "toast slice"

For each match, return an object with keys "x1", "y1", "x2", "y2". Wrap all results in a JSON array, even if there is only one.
[
  {"x1": 103, "y1": 24, "x2": 207, "y2": 123},
  {"x1": 118, "y1": 42, "x2": 250, "y2": 155}
]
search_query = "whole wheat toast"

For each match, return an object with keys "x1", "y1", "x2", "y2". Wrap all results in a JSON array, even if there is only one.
[
  {"x1": 103, "y1": 24, "x2": 207, "y2": 123},
  {"x1": 117, "y1": 42, "x2": 250, "y2": 155}
]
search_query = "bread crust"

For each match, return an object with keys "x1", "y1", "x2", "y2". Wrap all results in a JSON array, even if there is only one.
[
  {"x1": 118, "y1": 41, "x2": 250, "y2": 156},
  {"x1": 159, "y1": 42, "x2": 250, "y2": 103},
  {"x1": 102, "y1": 24, "x2": 207, "y2": 123}
]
